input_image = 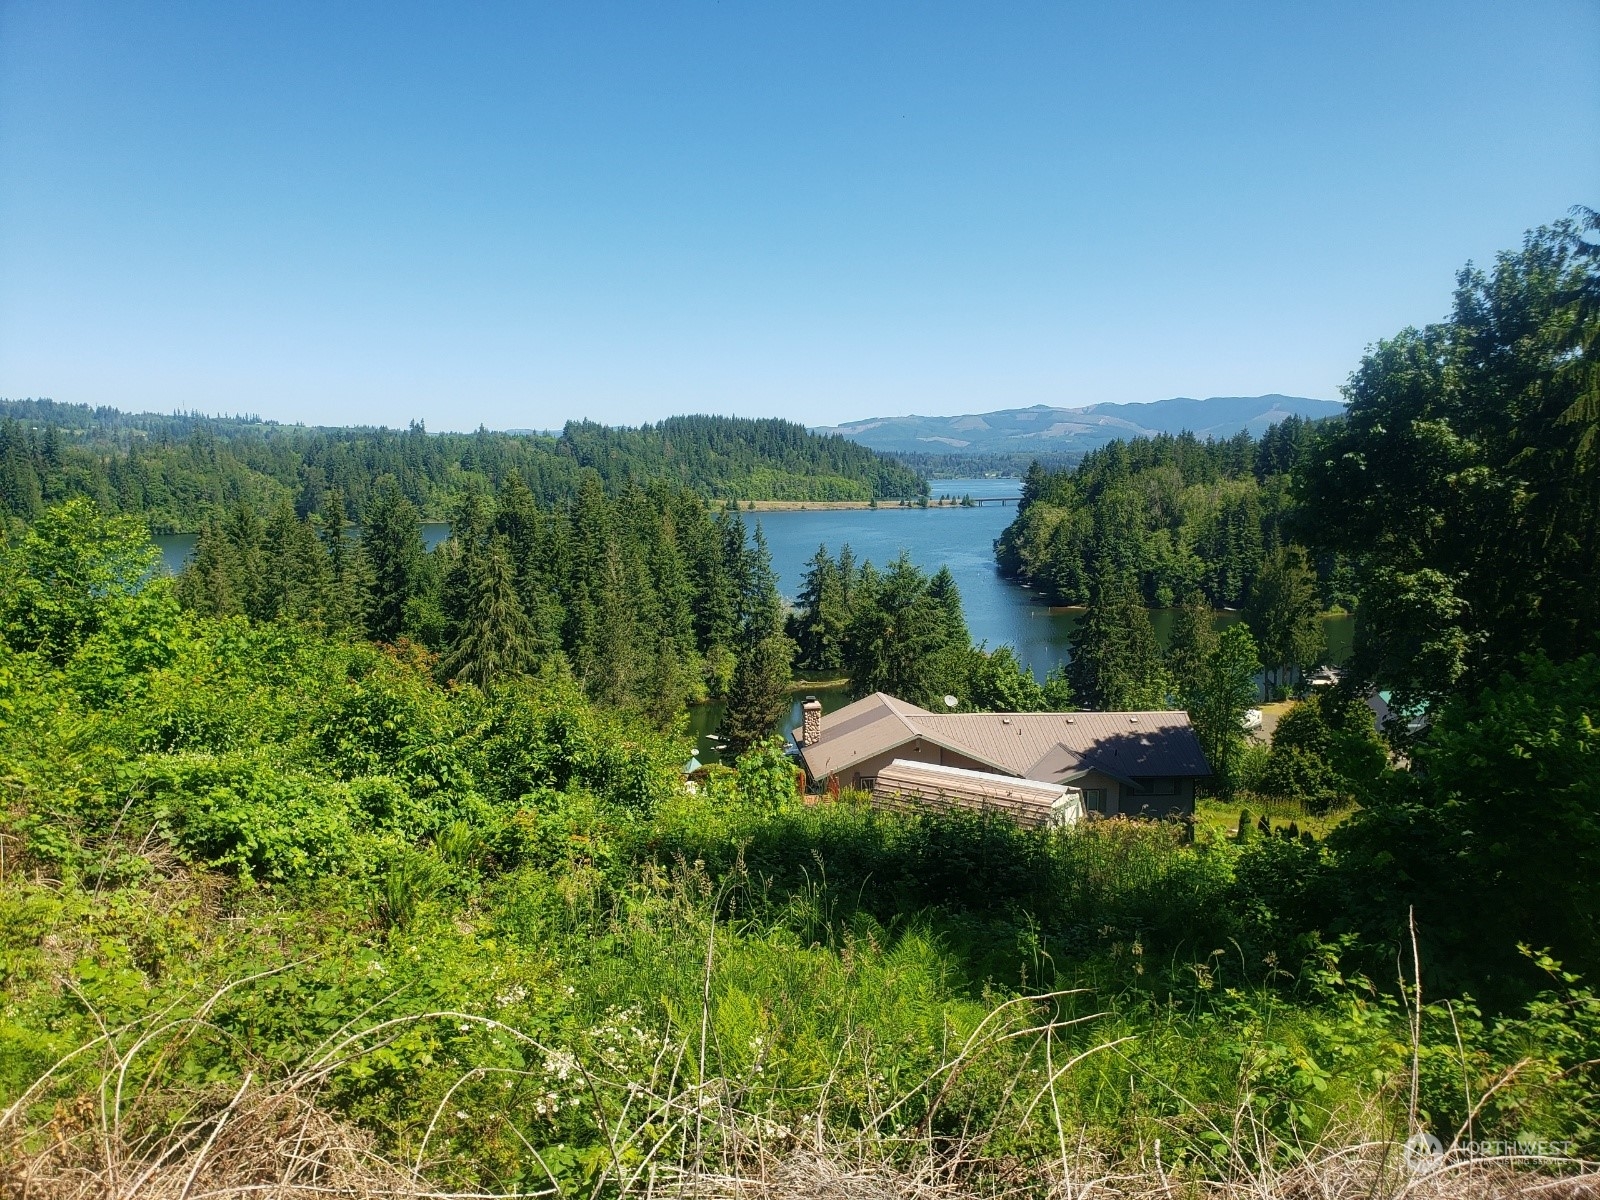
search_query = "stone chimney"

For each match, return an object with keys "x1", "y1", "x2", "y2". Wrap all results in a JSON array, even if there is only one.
[{"x1": 801, "y1": 696, "x2": 823, "y2": 747}]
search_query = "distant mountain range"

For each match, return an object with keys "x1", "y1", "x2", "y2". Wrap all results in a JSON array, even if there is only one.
[{"x1": 816, "y1": 394, "x2": 1344, "y2": 456}]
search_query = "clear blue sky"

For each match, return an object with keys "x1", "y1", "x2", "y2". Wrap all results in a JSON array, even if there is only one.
[{"x1": 1, "y1": 2, "x2": 1595, "y2": 431}]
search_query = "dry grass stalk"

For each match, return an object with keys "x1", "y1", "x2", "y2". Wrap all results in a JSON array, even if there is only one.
[{"x1": 2, "y1": 986, "x2": 1595, "y2": 1200}]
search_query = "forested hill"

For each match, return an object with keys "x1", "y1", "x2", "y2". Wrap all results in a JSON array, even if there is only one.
[
  {"x1": 995, "y1": 417, "x2": 1328, "y2": 612},
  {"x1": 0, "y1": 402, "x2": 926, "y2": 531}
]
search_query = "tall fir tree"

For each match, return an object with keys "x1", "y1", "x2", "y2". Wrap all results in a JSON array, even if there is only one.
[
  {"x1": 1067, "y1": 572, "x2": 1167, "y2": 710},
  {"x1": 721, "y1": 632, "x2": 795, "y2": 757},
  {"x1": 1166, "y1": 589, "x2": 1220, "y2": 703},
  {"x1": 442, "y1": 534, "x2": 534, "y2": 687},
  {"x1": 360, "y1": 475, "x2": 425, "y2": 643}
]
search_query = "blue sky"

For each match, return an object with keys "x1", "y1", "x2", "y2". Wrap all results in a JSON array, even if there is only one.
[{"x1": 1, "y1": 2, "x2": 1595, "y2": 431}]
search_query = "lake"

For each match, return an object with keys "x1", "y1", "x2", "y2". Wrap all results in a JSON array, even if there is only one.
[{"x1": 153, "y1": 480, "x2": 1353, "y2": 763}]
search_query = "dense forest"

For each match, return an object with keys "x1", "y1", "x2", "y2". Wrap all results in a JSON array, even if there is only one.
[
  {"x1": 171, "y1": 473, "x2": 793, "y2": 734},
  {"x1": 995, "y1": 416, "x2": 1324, "y2": 610},
  {"x1": 0, "y1": 405, "x2": 926, "y2": 531},
  {"x1": 1, "y1": 214, "x2": 1597, "y2": 1195}
]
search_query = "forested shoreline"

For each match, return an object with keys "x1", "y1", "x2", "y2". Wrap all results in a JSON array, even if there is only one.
[{"x1": 0, "y1": 406, "x2": 926, "y2": 532}]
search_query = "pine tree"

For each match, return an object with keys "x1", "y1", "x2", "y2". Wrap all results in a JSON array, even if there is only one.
[
  {"x1": 360, "y1": 475, "x2": 425, "y2": 643},
  {"x1": 1166, "y1": 589, "x2": 1220, "y2": 703},
  {"x1": 176, "y1": 515, "x2": 242, "y2": 616},
  {"x1": 737, "y1": 522, "x2": 782, "y2": 638},
  {"x1": 791, "y1": 545, "x2": 847, "y2": 672},
  {"x1": 221, "y1": 502, "x2": 268, "y2": 620},
  {"x1": 262, "y1": 498, "x2": 334, "y2": 626},
  {"x1": 721, "y1": 632, "x2": 795, "y2": 756},
  {"x1": 841, "y1": 555, "x2": 952, "y2": 706},
  {"x1": 320, "y1": 487, "x2": 360, "y2": 631},
  {"x1": 441, "y1": 535, "x2": 534, "y2": 687},
  {"x1": 1067, "y1": 572, "x2": 1167, "y2": 710}
]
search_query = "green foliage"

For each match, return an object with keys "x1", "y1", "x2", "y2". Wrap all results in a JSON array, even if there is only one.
[
  {"x1": 836, "y1": 553, "x2": 971, "y2": 707},
  {"x1": 1245, "y1": 545, "x2": 1324, "y2": 696},
  {"x1": 964, "y1": 644, "x2": 1048, "y2": 712},
  {"x1": 1332, "y1": 652, "x2": 1600, "y2": 1002},
  {"x1": 1299, "y1": 216, "x2": 1600, "y2": 709},
  {"x1": 144, "y1": 752, "x2": 360, "y2": 883},
  {"x1": 441, "y1": 534, "x2": 535, "y2": 687},
  {"x1": 721, "y1": 633, "x2": 795, "y2": 757},
  {"x1": 1067, "y1": 572, "x2": 1168, "y2": 710},
  {"x1": 0, "y1": 498, "x2": 175, "y2": 668},
  {"x1": 731, "y1": 736, "x2": 800, "y2": 813},
  {"x1": 1184, "y1": 623, "x2": 1260, "y2": 794},
  {"x1": 997, "y1": 421, "x2": 1327, "y2": 609},
  {"x1": 0, "y1": 403, "x2": 924, "y2": 532},
  {"x1": 1257, "y1": 693, "x2": 1385, "y2": 814}
]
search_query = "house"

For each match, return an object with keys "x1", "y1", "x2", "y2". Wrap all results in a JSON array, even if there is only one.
[
  {"x1": 871, "y1": 759, "x2": 1085, "y2": 828},
  {"x1": 795, "y1": 692, "x2": 1209, "y2": 818}
]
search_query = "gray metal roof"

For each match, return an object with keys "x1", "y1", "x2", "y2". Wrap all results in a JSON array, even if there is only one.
[
  {"x1": 798, "y1": 693, "x2": 1210, "y2": 783},
  {"x1": 872, "y1": 759, "x2": 1083, "y2": 829}
]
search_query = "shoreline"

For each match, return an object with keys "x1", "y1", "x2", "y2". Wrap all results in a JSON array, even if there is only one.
[{"x1": 734, "y1": 498, "x2": 996, "y2": 511}]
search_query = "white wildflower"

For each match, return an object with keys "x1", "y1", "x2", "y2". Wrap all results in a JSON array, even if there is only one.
[{"x1": 543, "y1": 1049, "x2": 578, "y2": 1081}]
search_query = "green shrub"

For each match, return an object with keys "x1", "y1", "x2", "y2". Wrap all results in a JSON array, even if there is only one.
[{"x1": 144, "y1": 752, "x2": 360, "y2": 883}]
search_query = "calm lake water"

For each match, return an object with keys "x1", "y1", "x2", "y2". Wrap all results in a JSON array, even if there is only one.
[{"x1": 154, "y1": 482, "x2": 1353, "y2": 764}]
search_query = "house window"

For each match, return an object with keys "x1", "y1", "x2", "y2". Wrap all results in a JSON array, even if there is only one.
[
  {"x1": 1084, "y1": 788, "x2": 1107, "y2": 813},
  {"x1": 1132, "y1": 778, "x2": 1181, "y2": 796}
]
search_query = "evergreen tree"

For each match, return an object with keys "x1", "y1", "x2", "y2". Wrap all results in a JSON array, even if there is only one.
[
  {"x1": 320, "y1": 487, "x2": 360, "y2": 631},
  {"x1": 441, "y1": 492, "x2": 491, "y2": 638},
  {"x1": 841, "y1": 554, "x2": 963, "y2": 706},
  {"x1": 1067, "y1": 572, "x2": 1167, "y2": 710},
  {"x1": 360, "y1": 475, "x2": 425, "y2": 643},
  {"x1": 175, "y1": 515, "x2": 241, "y2": 617},
  {"x1": 222, "y1": 502, "x2": 268, "y2": 620},
  {"x1": 261, "y1": 498, "x2": 335, "y2": 626},
  {"x1": 441, "y1": 535, "x2": 534, "y2": 687},
  {"x1": 721, "y1": 632, "x2": 795, "y2": 756},
  {"x1": 737, "y1": 521, "x2": 782, "y2": 638},
  {"x1": 790, "y1": 545, "x2": 848, "y2": 672},
  {"x1": 1166, "y1": 589, "x2": 1221, "y2": 703}
]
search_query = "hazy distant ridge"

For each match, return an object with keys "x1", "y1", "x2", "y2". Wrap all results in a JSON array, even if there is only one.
[{"x1": 815, "y1": 394, "x2": 1344, "y2": 455}]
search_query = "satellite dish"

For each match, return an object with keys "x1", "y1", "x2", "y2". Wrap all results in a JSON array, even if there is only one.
[{"x1": 943, "y1": 695, "x2": 959, "y2": 709}]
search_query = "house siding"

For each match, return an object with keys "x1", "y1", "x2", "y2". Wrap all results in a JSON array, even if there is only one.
[
  {"x1": 831, "y1": 745, "x2": 1196, "y2": 819},
  {"x1": 840, "y1": 740, "x2": 992, "y2": 790},
  {"x1": 1117, "y1": 776, "x2": 1195, "y2": 818}
]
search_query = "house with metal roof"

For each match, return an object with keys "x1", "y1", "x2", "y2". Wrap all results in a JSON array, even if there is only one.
[{"x1": 795, "y1": 692, "x2": 1209, "y2": 818}]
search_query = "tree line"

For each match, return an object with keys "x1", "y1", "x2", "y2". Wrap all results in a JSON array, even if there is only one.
[
  {"x1": 995, "y1": 417, "x2": 1328, "y2": 611},
  {"x1": 0, "y1": 406, "x2": 926, "y2": 533},
  {"x1": 173, "y1": 472, "x2": 796, "y2": 742}
]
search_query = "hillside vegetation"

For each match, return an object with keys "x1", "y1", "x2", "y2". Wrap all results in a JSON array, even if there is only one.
[
  {"x1": 0, "y1": 407, "x2": 926, "y2": 532},
  {"x1": 0, "y1": 215, "x2": 1596, "y2": 1197},
  {"x1": 0, "y1": 505, "x2": 1596, "y2": 1196}
]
